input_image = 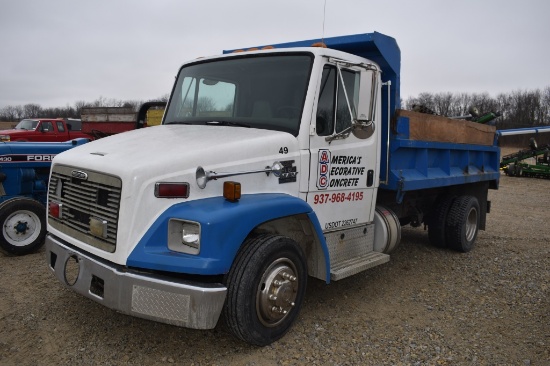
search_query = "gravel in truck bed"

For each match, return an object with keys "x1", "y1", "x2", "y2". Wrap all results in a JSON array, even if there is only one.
[{"x1": 1, "y1": 168, "x2": 548, "y2": 365}]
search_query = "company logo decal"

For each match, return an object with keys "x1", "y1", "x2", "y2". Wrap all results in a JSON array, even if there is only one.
[
  {"x1": 317, "y1": 149, "x2": 330, "y2": 189},
  {"x1": 0, "y1": 154, "x2": 56, "y2": 163},
  {"x1": 278, "y1": 160, "x2": 298, "y2": 184},
  {"x1": 71, "y1": 170, "x2": 88, "y2": 180},
  {"x1": 317, "y1": 150, "x2": 366, "y2": 190}
]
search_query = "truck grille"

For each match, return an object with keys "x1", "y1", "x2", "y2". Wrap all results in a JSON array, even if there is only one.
[{"x1": 48, "y1": 164, "x2": 122, "y2": 252}]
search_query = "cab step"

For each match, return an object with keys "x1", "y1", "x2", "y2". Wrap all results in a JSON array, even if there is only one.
[{"x1": 330, "y1": 252, "x2": 390, "y2": 281}]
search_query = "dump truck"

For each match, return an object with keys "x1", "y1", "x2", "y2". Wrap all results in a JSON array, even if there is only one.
[
  {"x1": 81, "y1": 104, "x2": 166, "y2": 138},
  {"x1": 45, "y1": 32, "x2": 501, "y2": 345}
]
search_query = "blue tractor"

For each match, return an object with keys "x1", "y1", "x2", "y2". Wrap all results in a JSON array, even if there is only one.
[{"x1": 0, "y1": 138, "x2": 88, "y2": 255}]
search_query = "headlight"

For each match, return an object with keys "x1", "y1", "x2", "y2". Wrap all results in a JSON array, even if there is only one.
[
  {"x1": 168, "y1": 219, "x2": 200, "y2": 255},
  {"x1": 0, "y1": 135, "x2": 10, "y2": 142}
]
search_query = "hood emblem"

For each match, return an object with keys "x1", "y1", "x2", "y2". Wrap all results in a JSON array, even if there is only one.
[{"x1": 71, "y1": 170, "x2": 88, "y2": 180}]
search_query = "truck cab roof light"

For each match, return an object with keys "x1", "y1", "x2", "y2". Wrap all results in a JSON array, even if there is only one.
[
  {"x1": 155, "y1": 182, "x2": 190, "y2": 198},
  {"x1": 223, "y1": 181, "x2": 241, "y2": 202}
]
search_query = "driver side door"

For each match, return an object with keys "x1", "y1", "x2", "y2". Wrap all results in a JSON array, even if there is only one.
[{"x1": 306, "y1": 62, "x2": 379, "y2": 232}]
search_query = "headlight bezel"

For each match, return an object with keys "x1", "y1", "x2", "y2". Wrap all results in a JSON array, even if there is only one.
[{"x1": 168, "y1": 219, "x2": 201, "y2": 255}]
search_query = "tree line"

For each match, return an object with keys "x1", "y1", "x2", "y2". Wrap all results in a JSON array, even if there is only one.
[
  {"x1": 0, "y1": 95, "x2": 169, "y2": 122},
  {"x1": 403, "y1": 87, "x2": 550, "y2": 146}
]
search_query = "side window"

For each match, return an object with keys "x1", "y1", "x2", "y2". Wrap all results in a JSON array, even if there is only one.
[
  {"x1": 41, "y1": 122, "x2": 53, "y2": 132},
  {"x1": 316, "y1": 66, "x2": 336, "y2": 136},
  {"x1": 336, "y1": 70, "x2": 359, "y2": 133},
  {"x1": 316, "y1": 65, "x2": 359, "y2": 136},
  {"x1": 56, "y1": 121, "x2": 65, "y2": 132}
]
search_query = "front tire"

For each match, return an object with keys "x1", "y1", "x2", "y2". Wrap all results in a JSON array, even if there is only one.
[
  {"x1": 0, "y1": 198, "x2": 46, "y2": 256},
  {"x1": 223, "y1": 234, "x2": 307, "y2": 346},
  {"x1": 446, "y1": 196, "x2": 480, "y2": 253}
]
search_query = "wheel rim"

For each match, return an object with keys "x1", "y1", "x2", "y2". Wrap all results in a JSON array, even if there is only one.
[
  {"x1": 256, "y1": 257, "x2": 299, "y2": 327},
  {"x1": 465, "y1": 207, "x2": 478, "y2": 242},
  {"x1": 2, "y1": 210, "x2": 41, "y2": 247}
]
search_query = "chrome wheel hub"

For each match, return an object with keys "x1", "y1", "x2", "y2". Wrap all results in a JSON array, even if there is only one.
[{"x1": 257, "y1": 258, "x2": 298, "y2": 327}]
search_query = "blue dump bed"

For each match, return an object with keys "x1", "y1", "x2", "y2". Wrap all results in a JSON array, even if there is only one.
[
  {"x1": 230, "y1": 32, "x2": 501, "y2": 198},
  {"x1": 382, "y1": 111, "x2": 500, "y2": 201}
]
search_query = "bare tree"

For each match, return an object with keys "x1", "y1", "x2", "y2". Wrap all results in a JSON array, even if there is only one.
[
  {"x1": 197, "y1": 96, "x2": 216, "y2": 112},
  {"x1": 74, "y1": 100, "x2": 87, "y2": 117},
  {"x1": 433, "y1": 92, "x2": 453, "y2": 116},
  {"x1": 14, "y1": 106, "x2": 24, "y2": 120},
  {"x1": 1, "y1": 105, "x2": 18, "y2": 122},
  {"x1": 23, "y1": 103, "x2": 42, "y2": 118}
]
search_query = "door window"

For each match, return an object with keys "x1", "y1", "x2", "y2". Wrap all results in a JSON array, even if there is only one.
[
  {"x1": 41, "y1": 122, "x2": 54, "y2": 132},
  {"x1": 316, "y1": 65, "x2": 359, "y2": 136}
]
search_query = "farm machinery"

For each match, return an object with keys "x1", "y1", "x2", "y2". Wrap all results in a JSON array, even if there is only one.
[
  {"x1": 501, "y1": 138, "x2": 550, "y2": 178},
  {"x1": 0, "y1": 139, "x2": 89, "y2": 255}
]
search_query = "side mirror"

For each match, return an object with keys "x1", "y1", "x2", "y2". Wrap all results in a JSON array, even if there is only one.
[
  {"x1": 352, "y1": 68, "x2": 378, "y2": 139},
  {"x1": 352, "y1": 120, "x2": 375, "y2": 139},
  {"x1": 355, "y1": 69, "x2": 377, "y2": 124}
]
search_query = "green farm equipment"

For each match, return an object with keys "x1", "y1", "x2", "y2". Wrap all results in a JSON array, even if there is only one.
[{"x1": 501, "y1": 138, "x2": 550, "y2": 178}]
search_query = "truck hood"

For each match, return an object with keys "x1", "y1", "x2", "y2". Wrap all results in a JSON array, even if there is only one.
[
  {"x1": 50, "y1": 124, "x2": 302, "y2": 263},
  {"x1": 55, "y1": 125, "x2": 297, "y2": 177},
  {"x1": 0, "y1": 129, "x2": 32, "y2": 136}
]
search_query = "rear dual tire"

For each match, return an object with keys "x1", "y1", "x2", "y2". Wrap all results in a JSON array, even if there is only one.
[
  {"x1": 446, "y1": 196, "x2": 480, "y2": 252},
  {"x1": 429, "y1": 195, "x2": 480, "y2": 253}
]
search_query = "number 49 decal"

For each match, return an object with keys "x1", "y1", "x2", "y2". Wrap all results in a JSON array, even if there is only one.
[{"x1": 279, "y1": 147, "x2": 288, "y2": 154}]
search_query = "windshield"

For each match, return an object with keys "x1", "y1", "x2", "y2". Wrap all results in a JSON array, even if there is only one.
[
  {"x1": 164, "y1": 53, "x2": 313, "y2": 136},
  {"x1": 15, "y1": 119, "x2": 39, "y2": 130}
]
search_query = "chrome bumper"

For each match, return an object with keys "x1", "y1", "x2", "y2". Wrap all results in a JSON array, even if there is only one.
[{"x1": 45, "y1": 234, "x2": 227, "y2": 329}]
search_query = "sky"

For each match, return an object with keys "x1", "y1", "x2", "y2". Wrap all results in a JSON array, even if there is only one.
[{"x1": 1, "y1": 0, "x2": 549, "y2": 109}]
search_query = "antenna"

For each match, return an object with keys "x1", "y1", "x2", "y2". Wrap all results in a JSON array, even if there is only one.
[{"x1": 321, "y1": 0, "x2": 327, "y2": 44}]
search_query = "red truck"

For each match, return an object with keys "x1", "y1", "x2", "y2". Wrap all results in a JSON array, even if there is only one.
[
  {"x1": 1, "y1": 104, "x2": 167, "y2": 142},
  {"x1": 0, "y1": 118, "x2": 90, "y2": 142}
]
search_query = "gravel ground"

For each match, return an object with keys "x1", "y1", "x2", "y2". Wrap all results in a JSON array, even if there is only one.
[{"x1": 1, "y1": 152, "x2": 549, "y2": 365}]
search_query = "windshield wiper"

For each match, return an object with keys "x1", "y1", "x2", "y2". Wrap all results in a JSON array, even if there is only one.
[{"x1": 205, "y1": 121, "x2": 250, "y2": 128}]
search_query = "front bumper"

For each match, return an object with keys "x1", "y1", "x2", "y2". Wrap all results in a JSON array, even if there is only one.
[{"x1": 45, "y1": 234, "x2": 227, "y2": 329}]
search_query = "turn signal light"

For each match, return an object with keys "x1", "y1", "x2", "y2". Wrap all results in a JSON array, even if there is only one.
[
  {"x1": 155, "y1": 182, "x2": 190, "y2": 198},
  {"x1": 223, "y1": 181, "x2": 241, "y2": 202}
]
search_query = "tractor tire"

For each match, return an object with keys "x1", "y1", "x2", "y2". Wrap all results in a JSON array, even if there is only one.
[
  {"x1": 0, "y1": 198, "x2": 46, "y2": 256},
  {"x1": 428, "y1": 195, "x2": 456, "y2": 248},
  {"x1": 516, "y1": 165, "x2": 523, "y2": 177},
  {"x1": 446, "y1": 196, "x2": 480, "y2": 253},
  {"x1": 223, "y1": 234, "x2": 307, "y2": 346},
  {"x1": 505, "y1": 164, "x2": 514, "y2": 176}
]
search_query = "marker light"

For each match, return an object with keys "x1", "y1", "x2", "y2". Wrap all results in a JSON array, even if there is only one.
[
  {"x1": 49, "y1": 201, "x2": 62, "y2": 218},
  {"x1": 155, "y1": 182, "x2": 189, "y2": 198},
  {"x1": 223, "y1": 181, "x2": 241, "y2": 202}
]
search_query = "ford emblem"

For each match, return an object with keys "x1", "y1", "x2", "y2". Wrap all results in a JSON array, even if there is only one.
[{"x1": 71, "y1": 170, "x2": 88, "y2": 180}]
